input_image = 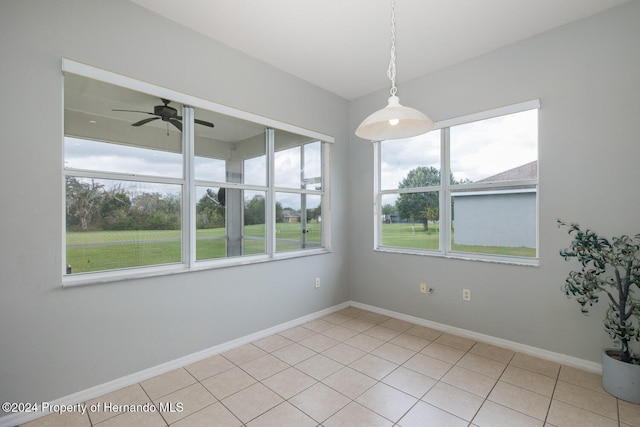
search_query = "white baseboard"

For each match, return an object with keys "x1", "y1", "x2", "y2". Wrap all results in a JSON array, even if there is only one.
[
  {"x1": 349, "y1": 301, "x2": 602, "y2": 373},
  {"x1": 1, "y1": 299, "x2": 600, "y2": 427}
]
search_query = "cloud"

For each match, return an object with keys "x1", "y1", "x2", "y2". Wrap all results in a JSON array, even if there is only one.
[
  {"x1": 449, "y1": 109, "x2": 537, "y2": 182},
  {"x1": 64, "y1": 137, "x2": 182, "y2": 178},
  {"x1": 382, "y1": 108, "x2": 537, "y2": 186}
]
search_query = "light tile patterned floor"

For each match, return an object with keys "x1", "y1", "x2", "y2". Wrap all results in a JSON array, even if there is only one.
[{"x1": 21, "y1": 307, "x2": 640, "y2": 426}]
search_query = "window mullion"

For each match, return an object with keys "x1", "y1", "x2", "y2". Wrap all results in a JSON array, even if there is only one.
[
  {"x1": 373, "y1": 141, "x2": 381, "y2": 250},
  {"x1": 300, "y1": 145, "x2": 307, "y2": 248},
  {"x1": 450, "y1": 179, "x2": 538, "y2": 192},
  {"x1": 182, "y1": 106, "x2": 196, "y2": 267},
  {"x1": 322, "y1": 142, "x2": 331, "y2": 250},
  {"x1": 441, "y1": 127, "x2": 451, "y2": 256},
  {"x1": 266, "y1": 128, "x2": 275, "y2": 256},
  {"x1": 63, "y1": 169, "x2": 183, "y2": 186}
]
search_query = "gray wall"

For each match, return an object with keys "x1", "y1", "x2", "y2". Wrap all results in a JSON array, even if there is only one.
[
  {"x1": 349, "y1": 1, "x2": 640, "y2": 363},
  {"x1": 0, "y1": 0, "x2": 349, "y2": 408},
  {"x1": 453, "y1": 192, "x2": 536, "y2": 247}
]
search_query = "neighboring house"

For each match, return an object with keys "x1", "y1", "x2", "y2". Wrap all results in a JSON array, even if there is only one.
[
  {"x1": 382, "y1": 212, "x2": 399, "y2": 223},
  {"x1": 452, "y1": 161, "x2": 537, "y2": 248},
  {"x1": 281, "y1": 210, "x2": 301, "y2": 223}
]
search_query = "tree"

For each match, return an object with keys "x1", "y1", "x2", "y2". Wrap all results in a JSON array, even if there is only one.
[
  {"x1": 396, "y1": 167, "x2": 440, "y2": 231},
  {"x1": 275, "y1": 201, "x2": 283, "y2": 223},
  {"x1": 245, "y1": 195, "x2": 265, "y2": 225},
  {"x1": 66, "y1": 177, "x2": 105, "y2": 231},
  {"x1": 381, "y1": 203, "x2": 394, "y2": 224},
  {"x1": 100, "y1": 186, "x2": 132, "y2": 230},
  {"x1": 130, "y1": 192, "x2": 180, "y2": 230},
  {"x1": 382, "y1": 204, "x2": 394, "y2": 216},
  {"x1": 196, "y1": 188, "x2": 225, "y2": 229},
  {"x1": 307, "y1": 205, "x2": 321, "y2": 222}
]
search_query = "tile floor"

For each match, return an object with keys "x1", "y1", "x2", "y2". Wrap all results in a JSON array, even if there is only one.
[{"x1": 22, "y1": 306, "x2": 640, "y2": 427}]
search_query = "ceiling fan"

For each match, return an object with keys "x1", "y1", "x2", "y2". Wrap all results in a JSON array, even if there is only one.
[{"x1": 113, "y1": 98, "x2": 214, "y2": 132}]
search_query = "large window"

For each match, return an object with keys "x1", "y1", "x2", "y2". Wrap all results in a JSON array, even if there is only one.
[
  {"x1": 63, "y1": 61, "x2": 332, "y2": 285},
  {"x1": 375, "y1": 101, "x2": 538, "y2": 264}
]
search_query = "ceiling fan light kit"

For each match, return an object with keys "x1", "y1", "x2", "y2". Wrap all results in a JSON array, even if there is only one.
[{"x1": 356, "y1": 0, "x2": 434, "y2": 141}]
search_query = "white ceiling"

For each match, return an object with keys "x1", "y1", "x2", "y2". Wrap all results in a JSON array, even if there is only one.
[{"x1": 129, "y1": 0, "x2": 629, "y2": 101}]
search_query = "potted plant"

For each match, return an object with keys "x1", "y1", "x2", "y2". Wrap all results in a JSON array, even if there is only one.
[{"x1": 558, "y1": 219, "x2": 640, "y2": 403}]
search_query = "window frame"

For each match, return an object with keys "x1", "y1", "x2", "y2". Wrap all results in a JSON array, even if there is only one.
[
  {"x1": 374, "y1": 99, "x2": 539, "y2": 265},
  {"x1": 61, "y1": 59, "x2": 333, "y2": 287}
]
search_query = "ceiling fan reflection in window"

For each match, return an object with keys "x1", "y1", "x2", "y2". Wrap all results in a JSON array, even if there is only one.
[{"x1": 113, "y1": 98, "x2": 214, "y2": 133}]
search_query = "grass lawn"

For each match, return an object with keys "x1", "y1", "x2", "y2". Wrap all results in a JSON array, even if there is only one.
[
  {"x1": 66, "y1": 229, "x2": 180, "y2": 273},
  {"x1": 66, "y1": 222, "x2": 323, "y2": 273},
  {"x1": 381, "y1": 222, "x2": 536, "y2": 258},
  {"x1": 67, "y1": 220, "x2": 533, "y2": 274},
  {"x1": 382, "y1": 222, "x2": 440, "y2": 250}
]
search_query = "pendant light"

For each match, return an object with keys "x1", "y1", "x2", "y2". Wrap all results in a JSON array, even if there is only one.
[{"x1": 356, "y1": 0, "x2": 434, "y2": 141}]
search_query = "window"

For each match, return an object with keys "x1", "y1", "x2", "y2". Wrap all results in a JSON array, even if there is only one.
[
  {"x1": 63, "y1": 60, "x2": 332, "y2": 285},
  {"x1": 274, "y1": 133, "x2": 323, "y2": 252},
  {"x1": 375, "y1": 101, "x2": 539, "y2": 264}
]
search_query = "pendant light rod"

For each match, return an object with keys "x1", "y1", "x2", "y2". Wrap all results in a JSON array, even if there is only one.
[
  {"x1": 356, "y1": 0, "x2": 434, "y2": 141},
  {"x1": 388, "y1": 0, "x2": 398, "y2": 98}
]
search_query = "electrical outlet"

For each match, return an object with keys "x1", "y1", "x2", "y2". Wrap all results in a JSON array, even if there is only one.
[
  {"x1": 462, "y1": 289, "x2": 471, "y2": 301},
  {"x1": 315, "y1": 277, "x2": 320, "y2": 288},
  {"x1": 420, "y1": 283, "x2": 427, "y2": 294}
]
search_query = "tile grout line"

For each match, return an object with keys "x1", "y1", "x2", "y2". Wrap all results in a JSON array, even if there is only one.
[
  {"x1": 330, "y1": 319, "x2": 468, "y2": 425},
  {"x1": 466, "y1": 346, "x2": 512, "y2": 426},
  {"x1": 271, "y1": 312, "x2": 405, "y2": 425},
  {"x1": 123, "y1": 312, "x2": 611, "y2": 426},
  {"x1": 544, "y1": 369, "x2": 561, "y2": 427},
  {"x1": 25, "y1": 307, "x2": 636, "y2": 426}
]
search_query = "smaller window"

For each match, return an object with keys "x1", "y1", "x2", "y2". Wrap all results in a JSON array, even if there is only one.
[
  {"x1": 274, "y1": 131, "x2": 324, "y2": 253},
  {"x1": 375, "y1": 102, "x2": 539, "y2": 264}
]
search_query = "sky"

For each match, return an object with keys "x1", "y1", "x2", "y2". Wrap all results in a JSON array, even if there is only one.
[
  {"x1": 381, "y1": 108, "x2": 538, "y2": 190},
  {"x1": 64, "y1": 137, "x2": 322, "y2": 211},
  {"x1": 65, "y1": 108, "x2": 536, "y2": 211},
  {"x1": 65, "y1": 137, "x2": 183, "y2": 178}
]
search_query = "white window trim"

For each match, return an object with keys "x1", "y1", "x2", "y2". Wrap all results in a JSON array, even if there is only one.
[
  {"x1": 434, "y1": 99, "x2": 540, "y2": 130},
  {"x1": 374, "y1": 100, "x2": 540, "y2": 266},
  {"x1": 61, "y1": 60, "x2": 333, "y2": 287},
  {"x1": 61, "y1": 59, "x2": 334, "y2": 144}
]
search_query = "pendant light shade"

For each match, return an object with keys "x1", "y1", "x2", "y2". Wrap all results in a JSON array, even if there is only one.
[
  {"x1": 355, "y1": 95, "x2": 434, "y2": 140},
  {"x1": 356, "y1": 0, "x2": 434, "y2": 141}
]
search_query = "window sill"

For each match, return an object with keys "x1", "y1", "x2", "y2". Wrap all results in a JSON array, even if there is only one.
[
  {"x1": 374, "y1": 247, "x2": 539, "y2": 267},
  {"x1": 62, "y1": 248, "x2": 332, "y2": 288}
]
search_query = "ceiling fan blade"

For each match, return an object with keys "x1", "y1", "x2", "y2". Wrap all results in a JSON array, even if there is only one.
[
  {"x1": 195, "y1": 118, "x2": 215, "y2": 128},
  {"x1": 112, "y1": 109, "x2": 155, "y2": 115},
  {"x1": 132, "y1": 117, "x2": 160, "y2": 127},
  {"x1": 169, "y1": 119, "x2": 183, "y2": 131}
]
